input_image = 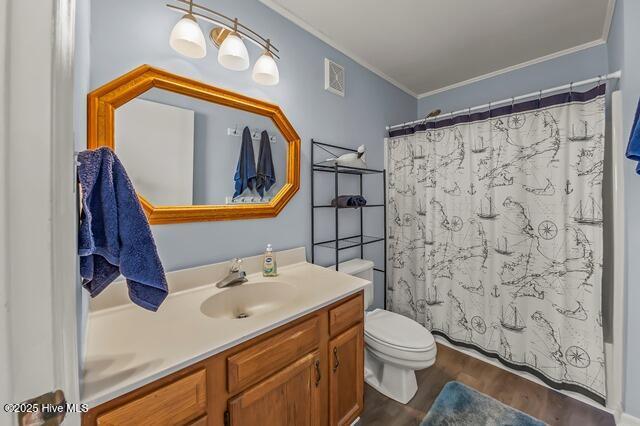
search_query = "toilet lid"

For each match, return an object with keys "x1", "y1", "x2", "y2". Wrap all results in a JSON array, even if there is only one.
[{"x1": 365, "y1": 309, "x2": 435, "y2": 350}]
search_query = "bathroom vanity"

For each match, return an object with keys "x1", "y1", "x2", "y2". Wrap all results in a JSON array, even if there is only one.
[{"x1": 81, "y1": 248, "x2": 368, "y2": 426}]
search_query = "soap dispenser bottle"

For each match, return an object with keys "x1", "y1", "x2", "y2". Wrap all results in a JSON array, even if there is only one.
[{"x1": 263, "y1": 244, "x2": 277, "y2": 277}]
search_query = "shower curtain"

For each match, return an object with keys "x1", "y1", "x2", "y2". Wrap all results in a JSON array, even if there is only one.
[{"x1": 386, "y1": 85, "x2": 606, "y2": 403}]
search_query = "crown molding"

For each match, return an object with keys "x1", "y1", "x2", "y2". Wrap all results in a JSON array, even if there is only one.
[
  {"x1": 257, "y1": 0, "x2": 419, "y2": 98},
  {"x1": 417, "y1": 39, "x2": 606, "y2": 99}
]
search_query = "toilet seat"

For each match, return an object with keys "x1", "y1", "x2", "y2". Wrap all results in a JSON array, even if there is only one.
[{"x1": 365, "y1": 309, "x2": 435, "y2": 350}]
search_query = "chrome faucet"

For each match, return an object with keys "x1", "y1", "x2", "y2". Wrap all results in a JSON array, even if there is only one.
[{"x1": 216, "y1": 258, "x2": 248, "y2": 288}]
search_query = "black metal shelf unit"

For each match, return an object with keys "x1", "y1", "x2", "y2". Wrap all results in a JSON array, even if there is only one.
[{"x1": 310, "y1": 139, "x2": 387, "y2": 308}]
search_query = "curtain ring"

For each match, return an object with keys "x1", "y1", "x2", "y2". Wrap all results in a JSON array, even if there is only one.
[
  {"x1": 569, "y1": 82, "x2": 573, "y2": 101},
  {"x1": 597, "y1": 75, "x2": 603, "y2": 93},
  {"x1": 538, "y1": 89, "x2": 543, "y2": 108}
]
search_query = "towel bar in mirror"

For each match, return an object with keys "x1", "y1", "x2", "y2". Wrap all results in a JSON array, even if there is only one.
[{"x1": 87, "y1": 65, "x2": 300, "y2": 224}]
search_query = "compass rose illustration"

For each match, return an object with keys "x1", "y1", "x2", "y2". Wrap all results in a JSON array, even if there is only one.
[
  {"x1": 565, "y1": 346, "x2": 590, "y2": 368},
  {"x1": 538, "y1": 220, "x2": 558, "y2": 240},
  {"x1": 450, "y1": 216, "x2": 464, "y2": 232},
  {"x1": 471, "y1": 316, "x2": 487, "y2": 334},
  {"x1": 508, "y1": 114, "x2": 526, "y2": 129}
]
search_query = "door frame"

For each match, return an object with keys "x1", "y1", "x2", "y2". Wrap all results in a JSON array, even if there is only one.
[{"x1": 1, "y1": 0, "x2": 79, "y2": 424}]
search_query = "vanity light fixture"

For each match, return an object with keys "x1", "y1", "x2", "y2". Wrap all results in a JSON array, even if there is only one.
[
  {"x1": 252, "y1": 42, "x2": 279, "y2": 86},
  {"x1": 217, "y1": 19, "x2": 250, "y2": 71},
  {"x1": 166, "y1": 0, "x2": 280, "y2": 85},
  {"x1": 168, "y1": 0, "x2": 207, "y2": 59}
]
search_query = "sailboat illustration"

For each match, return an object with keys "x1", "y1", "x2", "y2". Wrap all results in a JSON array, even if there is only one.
[
  {"x1": 471, "y1": 136, "x2": 488, "y2": 153},
  {"x1": 568, "y1": 120, "x2": 595, "y2": 141},
  {"x1": 494, "y1": 236, "x2": 513, "y2": 255},
  {"x1": 416, "y1": 199, "x2": 427, "y2": 216},
  {"x1": 477, "y1": 196, "x2": 499, "y2": 219},
  {"x1": 424, "y1": 229, "x2": 434, "y2": 245},
  {"x1": 414, "y1": 144, "x2": 425, "y2": 159},
  {"x1": 491, "y1": 285, "x2": 501, "y2": 298},
  {"x1": 571, "y1": 197, "x2": 603, "y2": 225},
  {"x1": 500, "y1": 304, "x2": 526, "y2": 332},
  {"x1": 425, "y1": 286, "x2": 444, "y2": 306}
]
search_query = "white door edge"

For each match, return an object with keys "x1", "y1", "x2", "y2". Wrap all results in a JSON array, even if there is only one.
[{"x1": 1, "y1": 0, "x2": 79, "y2": 425}]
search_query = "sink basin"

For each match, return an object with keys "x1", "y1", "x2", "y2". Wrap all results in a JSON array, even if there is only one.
[{"x1": 200, "y1": 281, "x2": 297, "y2": 320}]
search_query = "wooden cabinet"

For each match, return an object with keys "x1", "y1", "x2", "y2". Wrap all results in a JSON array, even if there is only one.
[
  {"x1": 94, "y1": 369, "x2": 207, "y2": 426},
  {"x1": 228, "y1": 351, "x2": 322, "y2": 426},
  {"x1": 329, "y1": 323, "x2": 364, "y2": 426},
  {"x1": 83, "y1": 292, "x2": 364, "y2": 426},
  {"x1": 227, "y1": 317, "x2": 320, "y2": 394}
]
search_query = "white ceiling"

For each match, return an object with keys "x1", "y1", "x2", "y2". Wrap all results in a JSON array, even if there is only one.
[{"x1": 259, "y1": 0, "x2": 614, "y2": 97}]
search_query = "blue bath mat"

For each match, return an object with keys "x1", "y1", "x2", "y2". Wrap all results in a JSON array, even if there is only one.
[{"x1": 421, "y1": 381, "x2": 546, "y2": 426}]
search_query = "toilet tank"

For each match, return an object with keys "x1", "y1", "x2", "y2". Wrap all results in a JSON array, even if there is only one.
[{"x1": 328, "y1": 258, "x2": 375, "y2": 309}]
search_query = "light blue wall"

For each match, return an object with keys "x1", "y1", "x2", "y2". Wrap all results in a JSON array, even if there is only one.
[
  {"x1": 87, "y1": 0, "x2": 417, "y2": 309},
  {"x1": 607, "y1": 0, "x2": 640, "y2": 417},
  {"x1": 418, "y1": 45, "x2": 609, "y2": 117}
]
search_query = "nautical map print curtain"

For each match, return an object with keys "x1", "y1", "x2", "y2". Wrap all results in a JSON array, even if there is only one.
[{"x1": 386, "y1": 86, "x2": 606, "y2": 402}]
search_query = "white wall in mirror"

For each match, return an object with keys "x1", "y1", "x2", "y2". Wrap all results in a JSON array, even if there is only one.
[{"x1": 116, "y1": 98, "x2": 195, "y2": 205}]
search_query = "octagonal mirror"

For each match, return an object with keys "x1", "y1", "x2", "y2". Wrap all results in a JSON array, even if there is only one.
[{"x1": 87, "y1": 65, "x2": 300, "y2": 224}]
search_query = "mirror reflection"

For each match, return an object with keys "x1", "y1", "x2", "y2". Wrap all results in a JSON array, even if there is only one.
[{"x1": 114, "y1": 88, "x2": 287, "y2": 206}]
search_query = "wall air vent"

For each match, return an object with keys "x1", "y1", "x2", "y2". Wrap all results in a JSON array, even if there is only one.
[{"x1": 324, "y1": 58, "x2": 345, "y2": 97}]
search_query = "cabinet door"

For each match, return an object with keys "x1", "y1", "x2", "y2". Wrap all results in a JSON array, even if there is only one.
[
  {"x1": 329, "y1": 323, "x2": 364, "y2": 426},
  {"x1": 228, "y1": 351, "x2": 321, "y2": 426}
]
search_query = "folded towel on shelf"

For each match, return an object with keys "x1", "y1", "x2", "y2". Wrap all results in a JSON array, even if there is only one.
[
  {"x1": 77, "y1": 147, "x2": 168, "y2": 311},
  {"x1": 233, "y1": 126, "x2": 257, "y2": 198},
  {"x1": 626, "y1": 98, "x2": 640, "y2": 174},
  {"x1": 331, "y1": 195, "x2": 367, "y2": 208},
  {"x1": 256, "y1": 130, "x2": 276, "y2": 197}
]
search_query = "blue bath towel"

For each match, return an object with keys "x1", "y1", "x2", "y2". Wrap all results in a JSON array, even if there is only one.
[
  {"x1": 233, "y1": 127, "x2": 257, "y2": 198},
  {"x1": 256, "y1": 130, "x2": 276, "y2": 197},
  {"x1": 626, "y1": 98, "x2": 640, "y2": 174},
  {"x1": 77, "y1": 147, "x2": 168, "y2": 311}
]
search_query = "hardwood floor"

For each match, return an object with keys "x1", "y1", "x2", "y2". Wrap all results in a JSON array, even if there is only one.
[{"x1": 359, "y1": 343, "x2": 614, "y2": 426}]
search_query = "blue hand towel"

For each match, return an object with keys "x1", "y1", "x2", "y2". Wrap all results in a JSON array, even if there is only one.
[
  {"x1": 256, "y1": 130, "x2": 276, "y2": 197},
  {"x1": 77, "y1": 147, "x2": 168, "y2": 311},
  {"x1": 626, "y1": 98, "x2": 640, "y2": 174},
  {"x1": 233, "y1": 127, "x2": 257, "y2": 198}
]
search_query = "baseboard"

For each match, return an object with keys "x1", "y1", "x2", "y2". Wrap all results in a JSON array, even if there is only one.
[
  {"x1": 434, "y1": 336, "x2": 613, "y2": 414},
  {"x1": 620, "y1": 413, "x2": 640, "y2": 425}
]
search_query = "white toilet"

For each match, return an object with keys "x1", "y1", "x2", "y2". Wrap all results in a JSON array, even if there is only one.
[{"x1": 330, "y1": 259, "x2": 437, "y2": 404}]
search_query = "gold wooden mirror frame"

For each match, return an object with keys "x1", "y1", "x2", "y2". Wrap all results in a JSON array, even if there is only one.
[{"x1": 88, "y1": 65, "x2": 300, "y2": 224}]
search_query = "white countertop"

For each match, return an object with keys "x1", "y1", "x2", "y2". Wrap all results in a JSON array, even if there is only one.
[{"x1": 81, "y1": 256, "x2": 370, "y2": 407}]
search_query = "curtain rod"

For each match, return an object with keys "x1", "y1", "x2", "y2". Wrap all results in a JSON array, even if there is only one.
[{"x1": 386, "y1": 70, "x2": 621, "y2": 131}]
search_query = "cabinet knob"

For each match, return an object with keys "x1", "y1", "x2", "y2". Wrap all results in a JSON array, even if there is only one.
[{"x1": 332, "y1": 347, "x2": 340, "y2": 372}]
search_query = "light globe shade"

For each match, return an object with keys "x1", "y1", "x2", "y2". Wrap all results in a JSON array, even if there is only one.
[
  {"x1": 252, "y1": 52, "x2": 279, "y2": 86},
  {"x1": 217, "y1": 33, "x2": 250, "y2": 71},
  {"x1": 169, "y1": 14, "x2": 206, "y2": 59}
]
